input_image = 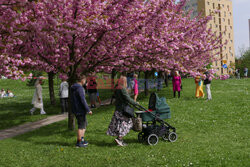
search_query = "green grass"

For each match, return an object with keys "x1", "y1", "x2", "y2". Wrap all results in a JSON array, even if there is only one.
[
  {"x1": 0, "y1": 78, "x2": 249, "y2": 167},
  {"x1": 0, "y1": 79, "x2": 113, "y2": 130}
]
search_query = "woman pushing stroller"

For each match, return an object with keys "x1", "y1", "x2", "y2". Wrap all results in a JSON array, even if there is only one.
[{"x1": 107, "y1": 75, "x2": 139, "y2": 146}]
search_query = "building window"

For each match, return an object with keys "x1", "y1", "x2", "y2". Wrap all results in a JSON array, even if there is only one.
[
  {"x1": 224, "y1": 11, "x2": 226, "y2": 17},
  {"x1": 230, "y1": 26, "x2": 232, "y2": 29},
  {"x1": 207, "y1": 1, "x2": 210, "y2": 5},
  {"x1": 213, "y1": 3, "x2": 215, "y2": 9},
  {"x1": 221, "y1": 68, "x2": 223, "y2": 74},
  {"x1": 218, "y1": 4, "x2": 221, "y2": 10},
  {"x1": 225, "y1": 26, "x2": 227, "y2": 31},
  {"x1": 227, "y1": 5, "x2": 230, "y2": 11},
  {"x1": 223, "y1": 18, "x2": 225, "y2": 22},
  {"x1": 214, "y1": 17, "x2": 216, "y2": 23},
  {"x1": 228, "y1": 19, "x2": 230, "y2": 25},
  {"x1": 229, "y1": 33, "x2": 231, "y2": 38}
]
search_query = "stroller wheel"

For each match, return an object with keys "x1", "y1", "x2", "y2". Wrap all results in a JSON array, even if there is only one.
[
  {"x1": 138, "y1": 132, "x2": 144, "y2": 143},
  {"x1": 147, "y1": 134, "x2": 159, "y2": 145},
  {"x1": 162, "y1": 134, "x2": 168, "y2": 141},
  {"x1": 168, "y1": 132, "x2": 178, "y2": 142}
]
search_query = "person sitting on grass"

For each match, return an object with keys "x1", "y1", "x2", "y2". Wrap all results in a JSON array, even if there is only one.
[
  {"x1": 71, "y1": 74, "x2": 92, "y2": 148},
  {"x1": 6, "y1": 89, "x2": 15, "y2": 97},
  {"x1": 0, "y1": 88, "x2": 6, "y2": 98}
]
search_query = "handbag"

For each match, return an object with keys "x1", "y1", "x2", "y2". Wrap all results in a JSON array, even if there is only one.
[
  {"x1": 122, "y1": 104, "x2": 135, "y2": 118},
  {"x1": 34, "y1": 101, "x2": 43, "y2": 109},
  {"x1": 132, "y1": 117, "x2": 142, "y2": 132}
]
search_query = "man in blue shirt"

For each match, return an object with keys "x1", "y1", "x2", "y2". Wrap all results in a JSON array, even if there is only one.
[{"x1": 71, "y1": 74, "x2": 92, "y2": 147}]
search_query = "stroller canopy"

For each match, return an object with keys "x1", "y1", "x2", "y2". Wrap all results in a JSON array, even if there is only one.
[{"x1": 148, "y1": 92, "x2": 170, "y2": 113}]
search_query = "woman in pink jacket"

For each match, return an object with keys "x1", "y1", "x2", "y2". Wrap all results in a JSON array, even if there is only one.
[
  {"x1": 172, "y1": 71, "x2": 182, "y2": 98},
  {"x1": 133, "y1": 74, "x2": 139, "y2": 102}
]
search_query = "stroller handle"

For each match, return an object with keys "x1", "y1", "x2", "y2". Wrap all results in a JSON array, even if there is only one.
[{"x1": 131, "y1": 102, "x2": 175, "y2": 130}]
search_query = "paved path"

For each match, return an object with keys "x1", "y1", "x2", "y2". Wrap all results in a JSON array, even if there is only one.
[{"x1": 0, "y1": 98, "x2": 113, "y2": 140}]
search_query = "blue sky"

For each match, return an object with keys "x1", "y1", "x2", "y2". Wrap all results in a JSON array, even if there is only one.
[{"x1": 232, "y1": 0, "x2": 250, "y2": 57}]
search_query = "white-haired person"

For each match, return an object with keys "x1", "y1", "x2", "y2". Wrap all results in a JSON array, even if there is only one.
[{"x1": 30, "y1": 78, "x2": 46, "y2": 115}]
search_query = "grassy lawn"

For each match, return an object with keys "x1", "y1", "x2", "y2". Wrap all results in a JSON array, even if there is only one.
[
  {"x1": 0, "y1": 79, "x2": 113, "y2": 130},
  {"x1": 0, "y1": 78, "x2": 249, "y2": 166}
]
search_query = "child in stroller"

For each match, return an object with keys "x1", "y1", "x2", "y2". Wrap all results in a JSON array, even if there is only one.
[{"x1": 134, "y1": 92, "x2": 177, "y2": 145}]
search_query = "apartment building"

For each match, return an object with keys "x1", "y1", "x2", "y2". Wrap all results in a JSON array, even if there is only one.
[
  {"x1": 184, "y1": 0, "x2": 235, "y2": 75},
  {"x1": 249, "y1": 19, "x2": 250, "y2": 47}
]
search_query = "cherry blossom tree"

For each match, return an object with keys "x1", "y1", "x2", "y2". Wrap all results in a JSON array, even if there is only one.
[{"x1": 1, "y1": 0, "x2": 223, "y2": 129}]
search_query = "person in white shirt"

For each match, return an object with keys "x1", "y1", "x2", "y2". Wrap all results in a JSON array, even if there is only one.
[
  {"x1": 59, "y1": 78, "x2": 69, "y2": 114},
  {"x1": 0, "y1": 88, "x2": 6, "y2": 98},
  {"x1": 30, "y1": 78, "x2": 46, "y2": 115},
  {"x1": 6, "y1": 89, "x2": 15, "y2": 97}
]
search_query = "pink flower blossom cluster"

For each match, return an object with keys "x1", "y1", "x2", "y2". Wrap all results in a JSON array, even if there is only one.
[{"x1": 220, "y1": 74, "x2": 230, "y2": 80}]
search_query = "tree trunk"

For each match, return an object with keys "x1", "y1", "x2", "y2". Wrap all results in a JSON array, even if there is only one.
[
  {"x1": 48, "y1": 72, "x2": 56, "y2": 105},
  {"x1": 68, "y1": 80, "x2": 75, "y2": 130},
  {"x1": 110, "y1": 69, "x2": 116, "y2": 105},
  {"x1": 157, "y1": 71, "x2": 162, "y2": 91},
  {"x1": 144, "y1": 71, "x2": 149, "y2": 96},
  {"x1": 164, "y1": 72, "x2": 169, "y2": 87}
]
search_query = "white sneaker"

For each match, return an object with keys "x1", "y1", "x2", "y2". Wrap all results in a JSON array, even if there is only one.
[
  {"x1": 40, "y1": 111, "x2": 46, "y2": 115},
  {"x1": 115, "y1": 139, "x2": 124, "y2": 146}
]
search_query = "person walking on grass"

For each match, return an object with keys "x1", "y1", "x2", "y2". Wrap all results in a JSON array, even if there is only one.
[
  {"x1": 133, "y1": 74, "x2": 139, "y2": 102},
  {"x1": 71, "y1": 74, "x2": 92, "y2": 148},
  {"x1": 195, "y1": 74, "x2": 204, "y2": 98},
  {"x1": 30, "y1": 78, "x2": 46, "y2": 115},
  {"x1": 204, "y1": 72, "x2": 212, "y2": 100},
  {"x1": 172, "y1": 71, "x2": 182, "y2": 98},
  {"x1": 244, "y1": 67, "x2": 248, "y2": 78},
  {"x1": 236, "y1": 69, "x2": 240, "y2": 79},
  {"x1": 107, "y1": 76, "x2": 138, "y2": 147},
  {"x1": 59, "y1": 78, "x2": 69, "y2": 114},
  {"x1": 87, "y1": 72, "x2": 97, "y2": 108}
]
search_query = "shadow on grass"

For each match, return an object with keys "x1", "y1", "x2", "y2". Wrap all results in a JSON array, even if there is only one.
[{"x1": 0, "y1": 100, "x2": 62, "y2": 130}]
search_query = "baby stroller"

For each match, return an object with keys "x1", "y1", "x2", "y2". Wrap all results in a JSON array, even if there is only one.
[{"x1": 134, "y1": 92, "x2": 177, "y2": 145}]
